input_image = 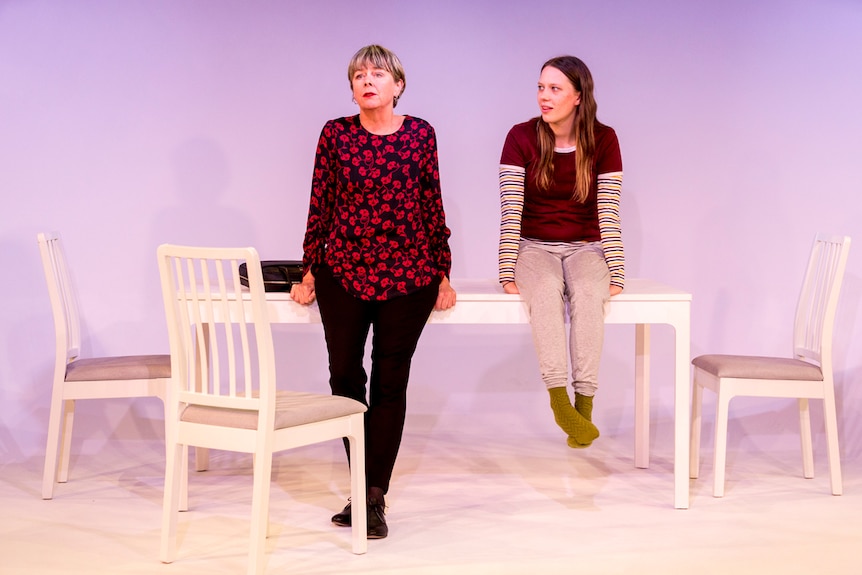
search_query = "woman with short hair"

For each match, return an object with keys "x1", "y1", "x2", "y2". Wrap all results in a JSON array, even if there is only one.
[{"x1": 292, "y1": 44, "x2": 456, "y2": 539}]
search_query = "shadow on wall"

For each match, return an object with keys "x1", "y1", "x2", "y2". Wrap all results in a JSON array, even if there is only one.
[
  {"x1": 151, "y1": 136, "x2": 258, "y2": 249},
  {"x1": 621, "y1": 179, "x2": 643, "y2": 282},
  {"x1": 145, "y1": 136, "x2": 261, "y2": 312},
  {"x1": 834, "y1": 272, "x2": 862, "y2": 461},
  {"x1": 0, "y1": 231, "x2": 65, "y2": 462}
]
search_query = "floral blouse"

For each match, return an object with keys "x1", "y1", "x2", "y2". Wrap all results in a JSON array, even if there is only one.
[{"x1": 301, "y1": 115, "x2": 452, "y2": 301}]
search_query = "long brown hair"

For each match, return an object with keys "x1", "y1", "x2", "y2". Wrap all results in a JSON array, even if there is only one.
[{"x1": 534, "y1": 56, "x2": 598, "y2": 203}]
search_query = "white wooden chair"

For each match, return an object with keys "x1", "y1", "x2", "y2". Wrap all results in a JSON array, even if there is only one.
[
  {"x1": 690, "y1": 233, "x2": 851, "y2": 497},
  {"x1": 157, "y1": 244, "x2": 367, "y2": 574},
  {"x1": 38, "y1": 231, "x2": 172, "y2": 500}
]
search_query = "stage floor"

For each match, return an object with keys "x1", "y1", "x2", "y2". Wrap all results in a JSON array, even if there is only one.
[{"x1": 2, "y1": 400, "x2": 859, "y2": 575}]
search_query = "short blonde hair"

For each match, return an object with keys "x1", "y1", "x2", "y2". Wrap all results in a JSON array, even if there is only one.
[{"x1": 347, "y1": 45, "x2": 406, "y2": 107}]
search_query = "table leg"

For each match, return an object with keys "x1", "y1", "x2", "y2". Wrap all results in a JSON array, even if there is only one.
[
  {"x1": 673, "y1": 306, "x2": 692, "y2": 509},
  {"x1": 634, "y1": 324, "x2": 651, "y2": 469},
  {"x1": 194, "y1": 328, "x2": 210, "y2": 472},
  {"x1": 195, "y1": 448, "x2": 210, "y2": 471}
]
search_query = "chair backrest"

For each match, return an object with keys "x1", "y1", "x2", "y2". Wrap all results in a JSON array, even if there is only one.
[
  {"x1": 157, "y1": 244, "x2": 277, "y2": 430},
  {"x1": 793, "y1": 233, "x2": 852, "y2": 372},
  {"x1": 37, "y1": 232, "x2": 81, "y2": 363}
]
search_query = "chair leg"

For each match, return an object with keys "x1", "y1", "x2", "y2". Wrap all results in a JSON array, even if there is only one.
[
  {"x1": 57, "y1": 399, "x2": 75, "y2": 483},
  {"x1": 248, "y1": 450, "x2": 273, "y2": 575},
  {"x1": 712, "y1": 390, "x2": 731, "y2": 497},
  {"x1": 160, "y1": 439, "x2": 184, "y2": 564},
  {"x1": 178, "y1": 445, "x2": 189, "y2": 512},
  {"x1": 347, "y1": 420, "x2": 368, "y2": 555},
  {"x1": 689, "y1": 380, "x2": 703, "y2": 479},
  {"x1": 822, "y1": 390, "x2": 843, "y2": 495},
  {"x1": 797, "y1": 398, "x2": 814, "y2": 479},
  {"x1": 42, "y1": 388, "x2": 67, "y2": 499},
  {"x1": 257, "y1": 454, "x2": 275, "y2": 539},
  {"x1": 159, "y1": 396, "x2": 189, "y2": 512}
]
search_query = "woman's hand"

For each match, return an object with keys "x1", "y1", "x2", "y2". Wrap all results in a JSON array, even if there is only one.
[
  {"x1": 290, "y1": 271, "x2": 316, "y2": 305},
  {"x1": 502, "y1": 281, "x2": 520, "y2": 294},
  {"x1": 609, "y1": 285, "x2": 623, "y2": 296},
  {"x1": 435, "y1": 276, "x2": 457, "y2": 310}
]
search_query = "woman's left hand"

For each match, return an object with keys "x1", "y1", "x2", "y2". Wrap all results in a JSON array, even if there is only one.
[
  {"x1": 435, "y1": 276, "x2": 457, "y2": 310},
  {"x1": 609, "y1": 285, "x2": 623, "y2": 296}
]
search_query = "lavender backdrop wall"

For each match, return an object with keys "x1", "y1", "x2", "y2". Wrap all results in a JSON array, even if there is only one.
[{"x1": 1, "y1": 0, "x2": 860, "y2": 467}]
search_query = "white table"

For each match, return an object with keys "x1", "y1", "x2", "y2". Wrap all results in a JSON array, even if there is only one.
[{"x1": 254, "y1": 277, "x2": 692, "y2": 509}]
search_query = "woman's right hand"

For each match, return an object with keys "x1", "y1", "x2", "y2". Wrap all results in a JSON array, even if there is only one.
[
  {"x1": 502, "y1": 281, "x2": 520, "y2": 294},
  {"x1": 290, "y1": 271, "x2": 316, "y2": 305}
]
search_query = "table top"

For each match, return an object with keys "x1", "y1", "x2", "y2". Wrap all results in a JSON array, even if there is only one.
[{"x1": 259, "y1": 278, "x2": 692, "y2": 303}]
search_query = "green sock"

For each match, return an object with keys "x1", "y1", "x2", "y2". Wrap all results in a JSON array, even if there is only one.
[
  {"x1": 575, "y1": 393, "x2": 594, "y2": 422},
  {"x1": 567, "y1": 393, "x2": 597, "y2": 449},
  {"x1": 548, "y1": 387, "x2": 599, "y2": 447}
]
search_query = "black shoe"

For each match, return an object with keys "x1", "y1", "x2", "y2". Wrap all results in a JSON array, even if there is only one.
[
  {"x1": 367, "y1": 500, "x2": 388, "y2": 539},
  {"x1": 331, "y1": 501, "x2": 351, "y2": 527}
]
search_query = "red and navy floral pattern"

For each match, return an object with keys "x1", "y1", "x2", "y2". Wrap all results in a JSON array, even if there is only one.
[{"x1": 302, "y1": 115, "x2": 452, "y2": 301}]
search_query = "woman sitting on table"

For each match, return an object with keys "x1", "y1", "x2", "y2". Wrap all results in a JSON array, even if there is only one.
[
  {"x1": 498, "y1": 55, "x2": 624, "y2": 449},
  {"x1": 290, "y1": 44, "x2": 456, "y2": 539}
]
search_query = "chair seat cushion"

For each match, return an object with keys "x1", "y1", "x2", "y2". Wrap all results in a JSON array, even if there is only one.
[
  {"x1": 65, "y1": 355, "x2": 171, "y2": 381},
  {"x1": 692, "y1": 354, "x2": 823, "y2": 381},
  {"x1": 181, "y1": 391, "x2": 367, "y2": 430}
]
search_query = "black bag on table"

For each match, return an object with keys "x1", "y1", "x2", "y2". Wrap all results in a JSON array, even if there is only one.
[{"x1": 238, "y1": 260, "x2": 304, "y2": 292}]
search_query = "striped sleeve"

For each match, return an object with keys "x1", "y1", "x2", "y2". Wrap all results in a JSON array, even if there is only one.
[
  {"x1": 597, "y1": 171, "x2": 625, "y2": 290},
  {"x1": 499, "y1": 164, "x2": 525, "y2": 284}
]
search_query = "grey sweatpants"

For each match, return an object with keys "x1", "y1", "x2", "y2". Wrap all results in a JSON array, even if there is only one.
[{"x1": 515, "y1": 239, "x2": 610, "y2": 396}]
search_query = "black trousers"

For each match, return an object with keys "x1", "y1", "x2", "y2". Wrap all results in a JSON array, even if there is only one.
[{"x1": 314, "y1": 265, "x2": 439, "y2": 494}]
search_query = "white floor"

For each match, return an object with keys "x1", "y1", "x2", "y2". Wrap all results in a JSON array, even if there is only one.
[{"x1": 2, "y1": 395, "x2": 860, "y2": 575}]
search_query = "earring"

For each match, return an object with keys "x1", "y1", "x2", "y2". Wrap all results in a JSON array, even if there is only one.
[
  {"x1": 393, "y1": 95, "x2": 400, "y2": 105},
  {"x1": 352, "y1": 96, "x2": 357, "y2": 104}
]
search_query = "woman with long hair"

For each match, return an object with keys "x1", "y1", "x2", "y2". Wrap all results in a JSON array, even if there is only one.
[{"x1": 498, "y1": 55, "x2": 623, "y2": 448}]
